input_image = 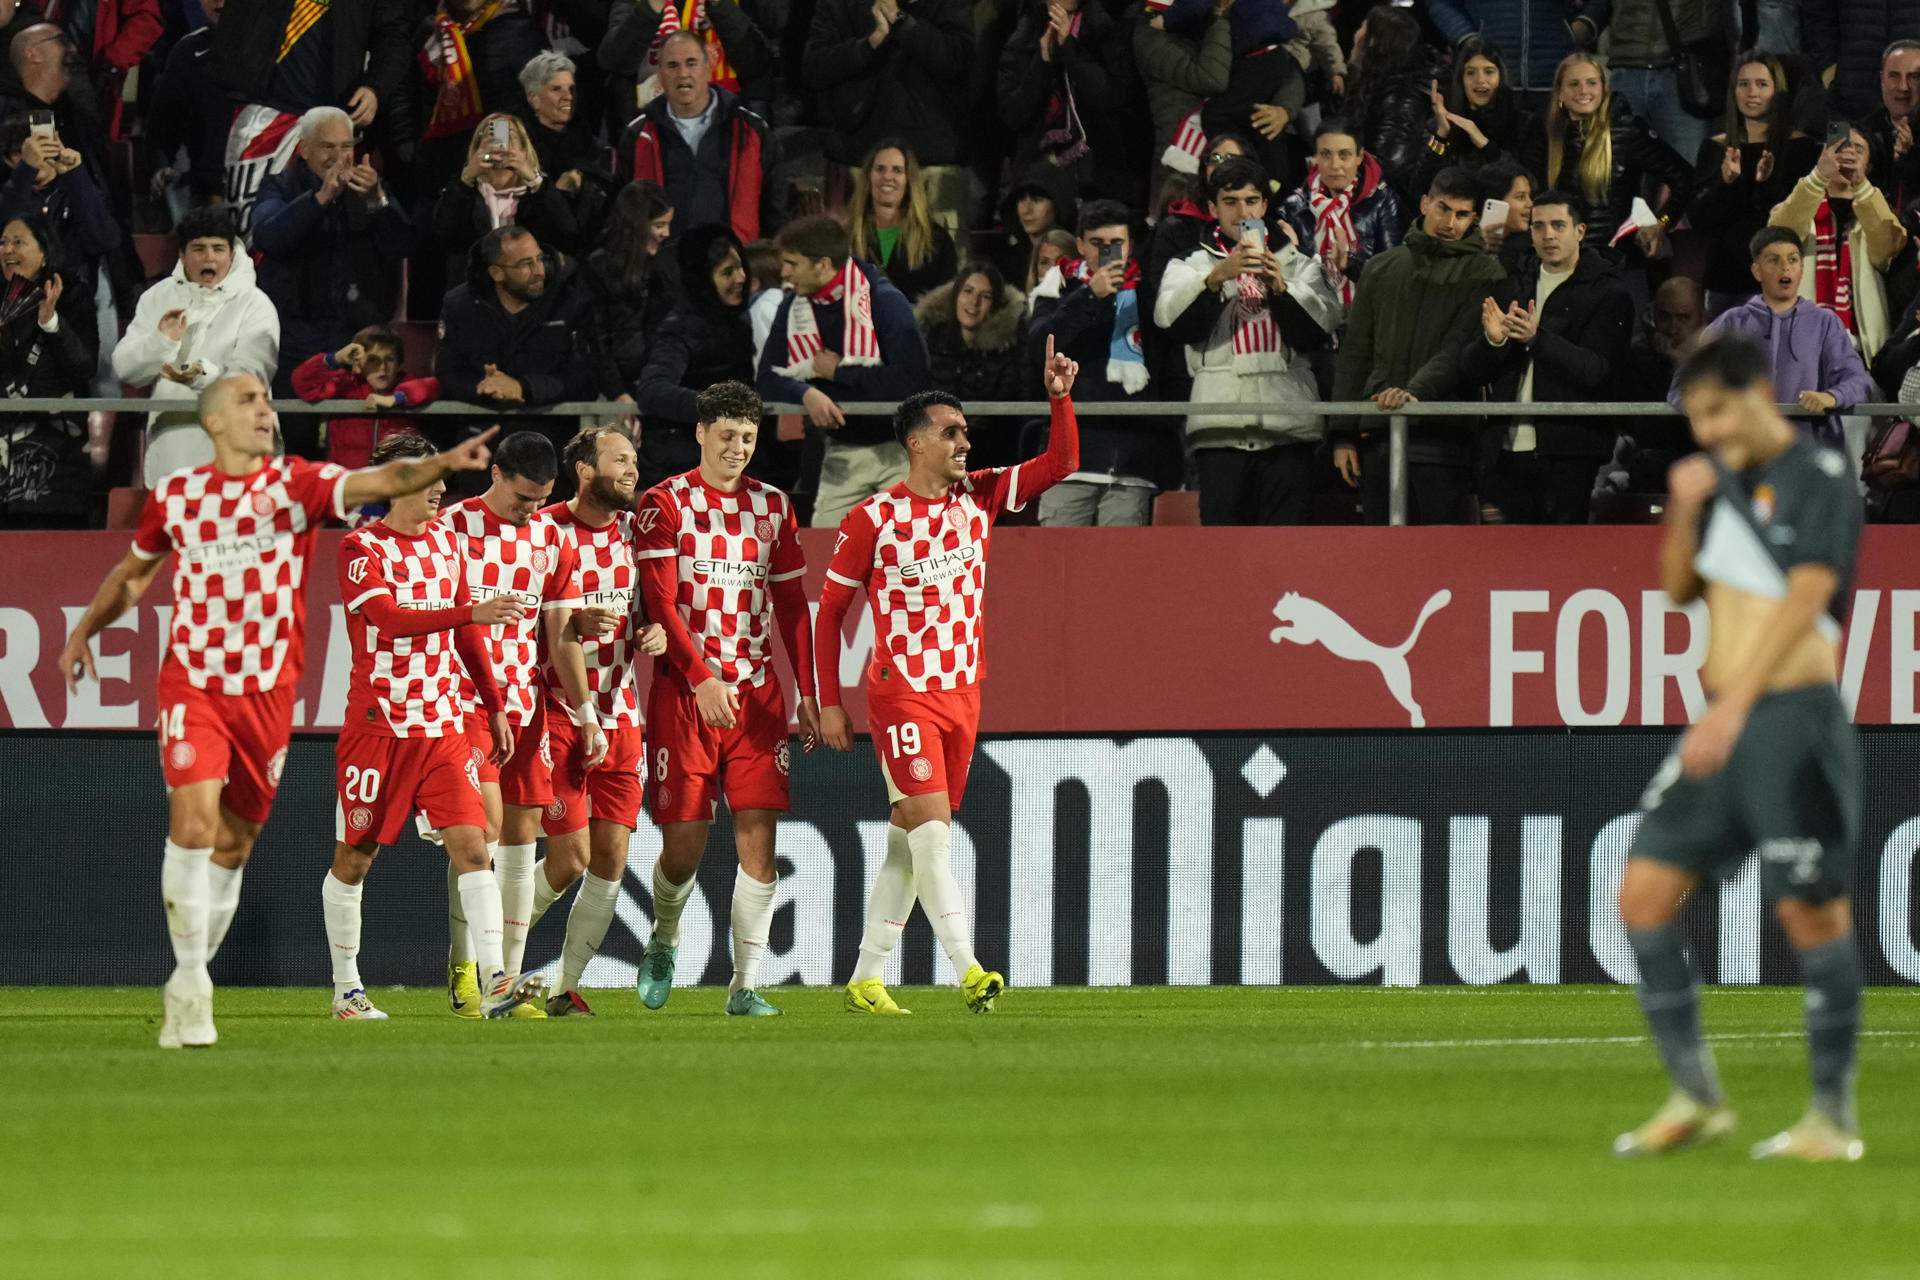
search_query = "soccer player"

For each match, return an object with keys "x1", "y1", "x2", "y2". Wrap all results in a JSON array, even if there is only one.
[
  {"x1": 816, "y1": 339, "x2": 1081, "y2": 1015},
  {"x1": 56, "y1": 373, "x2": 498, "y2": 1047},
  {"x1": 632, "y1": 381, "x2": 820, "y2": 1017},
  {"x1": 439, "y1": 432, "x2": 606, "y2": 1019},
  {"x1": 1615, "y1": 334, "x2": 1866, "y2": 1162},
  {"x1": 529, "y1": 424, "x2": 668, "y2": 1016},
  {"x1": 322, "y1": 433, "x2": 543, "y2": 1020}
]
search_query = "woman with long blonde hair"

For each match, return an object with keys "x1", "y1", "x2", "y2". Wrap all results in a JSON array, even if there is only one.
[
  {"x1": 1522, "y1": 55, "x2": 1692, "y2": 259},
  {"x1": 846, "y1": 138, "x2": 956, "y2": 304},
  {"x1": 433, "y1": 111, "x2": 582, "y2": 279}
]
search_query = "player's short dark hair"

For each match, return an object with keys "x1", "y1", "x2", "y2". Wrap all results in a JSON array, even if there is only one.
[
  {"x1": 1077, "y1": 199, "x2": 1131, "y2": 237},
  {"x1": 176, "y1": 205, "x2": 237, "y2": 251},
  {"x1": 1749, "y1": 225, "x2": 1803, "y2": 262},
  {"x1": 562, "y1": 423, "x2": 630, "y2": 476},
  {"x1": 1675, "y1": 332, "x2": 1772, "y2": 395},
  {"x1": 369, "y1": 431, "x2": 436, "y2": 466},
  {"x1": 894, "y1": 389, "x2": 964, "y2": 446},
  {"x1": 493, "y1": 429, "x2": 558, "y2": 483},
  {"x1": 1312, "y1": 116, "x2": 1361, "y2": 147},
  {"x1": 696, "y1": 380, "x2": 763, "y2": 427},
  {"x1": 1428, "y1": 165, "x2": 1480, "y2": 203},
  {"x1": 1528, "y1": 188, "x2": 1586, "y2": 225},
  {"x1": 776, "y1": 215, "x2": 849, "y2": 267},
  {"x1": 1205, "y1": 158, "x2": 1270, "y2": 205}
]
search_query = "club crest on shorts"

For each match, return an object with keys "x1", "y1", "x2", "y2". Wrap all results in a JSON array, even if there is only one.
[
  {"x1": 908, "y1": 756, "x2": 933, "y2": 783},
  {"x1": 775, "y1": 742, "x2": 791, "y2": 776},
  {"x1": 251, "y1": 492, "x2": 275, "y2": 517},
  {"x1": 267, "y1": 746, "x2": 288, "y2": 786},
  {"x1": 545, "y1": 797, "x2": 566, "y2": 822},
  {"x1": 168, "y1": 741, "x2": 196, "y2": 771},
  {"x1": 756, "y1": 517, "x2": 775, "y2": 542},
  {"x1": 347, "y1": 806, "x2": 373, "y2": 833}
]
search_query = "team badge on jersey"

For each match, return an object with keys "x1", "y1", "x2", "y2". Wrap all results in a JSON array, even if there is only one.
[
  {"x1": 168, "y1": 741, "x2": 196, "y2": 771},
  {"x1": 945, "y1": 506, "x2": 967, "y2": 530},
  {"x1": 908, "y1": 756, "x2": 933, "y2": 782},
  {"x1": 532, "y1": 548, "x2": 549, "y2": 573},
  {"x1": 268, "y1": 746, "x2": 288, "y2": 786},
  {"x1": 756, "y1": 517, "x2": 775, "y2": 541},
  {"x1": 251, "y1": 492, "x2": 275, "y2": 517}
]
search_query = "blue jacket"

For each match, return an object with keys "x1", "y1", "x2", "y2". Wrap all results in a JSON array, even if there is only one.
[
  {"x1": 755, "y1": 260, "x2": 931, "y2": 447},
  {"x1": 1425, "y1": 0, "x2": 1609, "y2": 94},
  {"x1": 1674, "y1": 296, "x2": 1879, "y2": 447}
]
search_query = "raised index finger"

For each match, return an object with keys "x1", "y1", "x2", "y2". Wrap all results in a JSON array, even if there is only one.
[{"x1": 1045, "y1": 334, "x2": 1055, "y2": 367}]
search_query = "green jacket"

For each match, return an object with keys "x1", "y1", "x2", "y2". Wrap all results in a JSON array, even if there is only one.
[
  {"x1": 1604, "y1": 0, "x2": 1724, "y2": 65},
  {"x1": 1131, "y1": 8, "x2": 1232, "y2": 151},
  {"x1": 1330, "y1": 227, "x2": 1507, "y2": 464}
]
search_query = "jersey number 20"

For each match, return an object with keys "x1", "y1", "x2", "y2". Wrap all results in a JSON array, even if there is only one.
[{"x1": 342, "y1": 766, "x2": 382, "y2": 804}]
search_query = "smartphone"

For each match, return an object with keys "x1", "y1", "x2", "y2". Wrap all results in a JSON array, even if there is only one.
[
  {"x1": 1098, "y1": 240, "x2": 1125, "y2": 267},
  {"x1": 27, "y1": 110, "x2": 53, "y2": 138},
  {"x1": 1480, "y1": 198, "x2": 1510, "y2": 230},
  {"x1": 488, "y1": 118, "x2": 510, "y2": 150},
  {"x1": 1826, "y1": 120, "x2": 1853, "y2": 148},
  {"x1": 1240, "y1": 217, "x2": 1267, "y2": 251}
]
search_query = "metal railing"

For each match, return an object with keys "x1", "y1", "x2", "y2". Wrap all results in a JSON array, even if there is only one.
[{"x1": 43, "y1": 396, "x2": 1888, "y2": 527}]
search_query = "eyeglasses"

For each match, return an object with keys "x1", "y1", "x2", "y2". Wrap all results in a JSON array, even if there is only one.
[{"x1": 1204, "y1": 152, "x2": 1237, "y2": 165}]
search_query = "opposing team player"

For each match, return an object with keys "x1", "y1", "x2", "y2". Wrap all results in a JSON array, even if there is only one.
[
  {"x1": 440, "y1": 432, "x2": 605, "y2": 1019},
  {"x1": 632, "y1": 381, "x2": 819, "y2": 1017},
  {"x1": 816, "y1": 341, "x2": 1081, "y2": 1015},
  {"x1": 321, "y1": 433, "x2": 544, "y2": 1020},
  {"x1": 1615, "y1": 334, "x2": 1866, "y2": 1162},
  {"x1": 56, "y1": 374, "x2": 497, "y2": 1047},
  {"x1": 529, "y1": 425, "x2": 667, "y2": 1016}
]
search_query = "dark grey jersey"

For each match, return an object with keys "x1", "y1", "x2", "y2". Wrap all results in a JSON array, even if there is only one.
[{"x1": 1695, "y1": 437, "x2": 1862, "y2": 636}]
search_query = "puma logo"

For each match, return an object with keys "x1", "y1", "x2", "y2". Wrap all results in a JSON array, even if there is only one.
[{"x1": 1268, "y1": 590, "x2": 1452, "y2": 727}]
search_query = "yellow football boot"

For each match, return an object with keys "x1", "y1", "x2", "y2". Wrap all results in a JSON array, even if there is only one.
[
  {"x1": 845, "y1": 978, "x2": 911, "y2": 1015},
  {"x1": 960, "y1": 964, "x2": 1005, "y2": 1014}
]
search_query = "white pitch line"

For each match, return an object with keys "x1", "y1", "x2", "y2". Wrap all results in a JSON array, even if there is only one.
[{"x1": 1353, "y1": 1029, "x2": 1920, "y2": 1050}]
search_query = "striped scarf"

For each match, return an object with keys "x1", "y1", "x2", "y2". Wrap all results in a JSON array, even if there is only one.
[
  {"x1": 778, "y1": 261, "x2": 880, "y2": 380},
  {"x1": 278, "y1": 0, "x2": 332, "y2": 60},
  {"x1": 1307, "y1": 167, "x2": 1356, "y2": 306},
  {"x1": 419, "y1": 3, "x2": 505, "y2": 142},
  {"x1": 1813, "y1": 198, "x2": 1855, "y2": 336},
  {"x1": 1212, "y1": 230, "x2": 1283, "y2": 373},
  {"x1": 649, "y1": 0, "x2": 740, "y2": 93},
  {"x1": 1160, "y1": 105, "x2": 1207, "y2": 175}
]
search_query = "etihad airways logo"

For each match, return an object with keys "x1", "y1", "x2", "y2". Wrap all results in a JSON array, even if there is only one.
[
  {"x1": 691, "y1": 559, "x2": 765, "y2": 589},
  {"x1": 900, "y1": 546, "x2": 978, "y2": 583}
]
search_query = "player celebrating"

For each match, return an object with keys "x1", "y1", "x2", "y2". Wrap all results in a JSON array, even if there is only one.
[
  {"x1": 1615, "y1": 334, "x2": 1866, "y2": 1162},
  {"x1": 632, "y1": 381, "x2": 819, "y2": 1017},
  {"x1": 816, "y1": 340, "x2": 1081, "y2": 1015},
  {"x1": 321, "y1": 433, "x2": 544, "y2": 1020},
  {"x1": 440, "y1": 432, "x2": 605, "y2": 1019},
  {"x1": 529, "y1": 424, "x2": 667, "y2": 1016},
  {"x1": 56, "y1": 373, "x2": 498, "y2": 1047}
]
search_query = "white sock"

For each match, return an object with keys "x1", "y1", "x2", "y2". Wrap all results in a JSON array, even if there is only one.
[
  {"x1": 161, "y1": 840, "x2": 212, "y2": 983},
  {"x1": 559, "y1": 871, "x2": 621, "y2": 994},
  {"x1": 852, "y1": 825, "x2": 916, "y2": 983},
  {"x1": 447, "y1": 854, "x2": 478, "y2": 963},
  {"x1": 458, "y1": 869, "x2": 506, "y2": 978},
  {"x1": 205, "y1": 861, "x2": 245, "y2": 959},
  {"x1": 531, "y1": 857, "x2": 566, "y2": 926},
  {"x1": 321, "y1": 872, "x2": 364, "y2": 997},
  {"x1": 650, "y1": 863, "x2": 697, "y2": 947},
  {"x1": 496, "y1": 842, "x2": 537, "y2": 973},
  {"x1": 909, "y1": 822, "x2": 976, "y2": 977},
  {"x1": 729, "y1": 867, "x2": 779, "y2": 994}
]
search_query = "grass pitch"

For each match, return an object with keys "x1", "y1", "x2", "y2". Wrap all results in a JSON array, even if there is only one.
[{"x1": 2, "y1": 985, "x2": 1916, "y2": 1279}]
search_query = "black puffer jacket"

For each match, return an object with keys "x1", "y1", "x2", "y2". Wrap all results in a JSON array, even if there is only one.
[
  {"x1": 434, "y1": 248, "x2": 596, "y2": 411},
  {"x1": 1356, "y1": 62, "x2": 1443, "y2": 205},
  {"x1": 1275, "y1": 153, "x2": 1409, "y2": 289},
  {"x1": 581, "y1": 246, "x2": 684, "y2": 399},
  {"x1": 1518, "y1": 99, "x2": 1695, "y2": 253},
  {"x1": 1805, "y1": 0, "x2": 1917, "y2": 120},
  {"x1": 916, "y1": 278, "x2": 1032, "y2": 467},
  {"x1": 634, "y1": 228, "x2": 756, "y2": 438},
  {"x1": 997, "y1": 3, "x2": 1139, "y2": 203},
  {"x1": 805, "y1": 0, "x2": 974, "y2": 166},
  {"x1": 1689, "y1": 132, "x2": 1822, "y2": 295},
  {"x1": 0, "y1": 272, "x2": 95, "y2": 524}
]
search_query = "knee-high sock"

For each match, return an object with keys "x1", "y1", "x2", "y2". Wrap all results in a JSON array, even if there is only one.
[
  {"x1": 1627, "y1": 924, "x2": 1723, "y2": 1106},
  {"x1": 161, "y1": 840, "x2": 212, "y2": 982},
  {"x1": 321, "y1": 873, "x2": 364, "y2": 997},
  {"x1": 531, "y1": 856, "x2": 566, "y2": 926},
  {"x1": 853, "y1": 824, "x2": 915, "y2": 983},
  {"x1": 729, "y1": 867, "x2": 779, "y2": 994},
  {"x1": 447, "y1": 852, "x2": 486, "y2": 963},
  {"x1": 205, "y1": 862, "x2": 245, "y2": 959},
  {"x1": 650, "y1": 863, "x2": 697, "y2": 946},
  {"x1": 1799, "y1": 936, "x2": 1863, "y2": 1131},
  {"x1": 495, "y1": 842, "x2": 537, "y2": 973},
  {"x1": 559, "y1": 871, "x2": 621, "y2": 994},
  {"x1": 909, "y1": 821, "x2": 977, "y2": 978},
  {"x1": 458, "y1": 869, "x2": 506, "y2": 978}
]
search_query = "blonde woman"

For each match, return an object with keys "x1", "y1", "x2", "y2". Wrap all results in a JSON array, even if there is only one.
[
  {"x1": 846, "y1": 139, "x2": 957, "y2": 303},
  {"x1": 432, "y1": 112, "x2": 581, "y2": 279},
  {"x1": 1520, "y1": 55, "x2": 1692, "y2": 259}
]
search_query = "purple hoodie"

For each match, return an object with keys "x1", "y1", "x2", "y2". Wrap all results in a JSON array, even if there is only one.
[{"x1": 1670, "y1": 295, "x2": 1878, "y2": 446}]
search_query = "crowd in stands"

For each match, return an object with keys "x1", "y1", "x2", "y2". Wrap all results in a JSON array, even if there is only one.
[{"x1": 2, "y1": 0, "x2": 1920, "y2": 529}]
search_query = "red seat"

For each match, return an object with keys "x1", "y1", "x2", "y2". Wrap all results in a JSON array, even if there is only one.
[
  {"x1": 1152, "y1": 490, "x2": 1200, "y2": 526},
  {"x1": 105, "y1": 486, "x2": 149, "y2": 530},
  {"x1": 392, "y1": 320, "x2": 439, "y2": 380},
  {"x1": 133, "y1": 233, "x2": 176, "y2": 282}
]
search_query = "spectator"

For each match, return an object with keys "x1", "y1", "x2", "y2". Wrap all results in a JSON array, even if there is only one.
[
  {"x1": 433, "y1": 112, "x2": 583, "y2": 281},
  {"x1": 1284, "y1": 0, "x2": 1346, "y2": 96},
  {"x1": 1617, "y1": 274, "x2": 1705, "y2": 488},
  {"x1": 998, "y1": 0, "x2": 1138, "y2": 203},
  {"x1": 515, "y1": 51, "x2": 612, "y2": 240},
  {"x1": 1520, "y1": 54, "x2": 1693, "y2": 260},
  {"x1": 414, "y1": 0, "x2": 547, "y2": 130},
  {"x1": 743, "y1": 236, "x2": 783, "y2": 364},
  {"x1": 61, "y1": 1, "x2": 164, "y2": 135},
  {"x1": 1475, "y1": 157, "x2": 1535, "y2": 268},
  {"x1": 582, "y1": 181, "x2": 681, "y2": 401},
  {"x1": 1603, "y1": 0, "x2": 1727, "y2": 164},
  {"x1": 148, "y1": 0, "x2": 229, "y2": 215},
  {"x1": 621, "y1": 31, "x2": 775, "y2": 245},
  {"x1": 805, "y1": 0, "x2": 973, "y2": 230},
  {"x1": 1458, "y1": 190, "x2": 1633, "y2": 523},
  {"x1": 1156, "y1": 159, "x2": 1343, "y2": 524},
  {"x1": 1330, "y1": 165, "x2": 1507, "y2": 523},
  {"x1": 1423, "y1": 0, "x2": 1605, "y2": 108},
  {"x1": 991, "y1": 164, "x2": 1077, "y2": 287},
  {"x1": 1806, "y1": 1, "x2": 1916, "y2": 120},
  {"x1": 1678, "y1": 227, "x2": 1878, "y2": 449},
  {"x1": 1415, "y1": 36, "x2": 1524, "y2": 191},
  {"x1": 634, "y1": 226, "x2": 758, "y2": 484},
  {"x1": 755, "y1": 214, "x2": 930, "y2": 528},
  {"x1": 1026, "y1": 228, "x2": 1078, "y2": 303},
  {"x1": 0, "y1": 113, "x2": 116, "y2": 299},
  {"x1": 0, "y1": 2, "x2": 32, "y2": 101},
  {"x1": 114, "y1": 208, "x2": 280, "y2": 486},
  {"x1": 599, "y1": 0, "x2": 783, "y2": 123},
  {"x1": 1149, "y1": 131, "x2": 1258, "y2": 302},
  {"x1": 915, "y1": 260, "x2": 1030, "y2": 468},
  {"x1": 1341, "y1": 5, "x2": 1437, "y2": 203},
  {"x1": 848, "y1": 139, "x2": 958, "y2": 304},
  {"x1": 435, "y1": 225, "x2": 596, "y2": 422},
  {"x1": 251, "y1": 106, "x2": 415, "y2": 425},
  {"x1": 1134, "y1": 0, "x2": 1231, "y2": 167},
  {"x1": 1767, "y1": 126, "x2": 1906, "y2": 362},
  {"x1": 1277, "y1": 116, "x2": 1408, "y2": 300},
  {"x1": 2, "y1": 25, "x2": 105, "y2": 174},
  {"x1": 290, "y1": 323, "x2": 441, "y2": 470},
  {"x1": 0, "y1": 215, "x2": 94, "y2": 528},
  {"x1": 1690, "y1": 53, "x2": 1819, "y2": 314},
  {"x1": 1198, "y1": 0, "x2": 1305, "y2": 187},
  {"x1": 1859, "y1": 39, "x2": 1920, "y2": 212}
]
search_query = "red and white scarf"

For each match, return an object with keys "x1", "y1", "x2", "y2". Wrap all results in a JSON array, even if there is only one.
[
  {"x1": 648, "y1": 0, "x2": 740, "y2": 92},
  {"x1": 778, "y1": 260, "x2": 880, "y2": 380},
  {"x1": 1813, "y1": 198, "x2": 1855, "y2": 336},
  {"x1": 1212, "y1": 229, "x2": 1283, "y2": 374},
  {"x1": 1161, "y1": 105, "x2": 1207, "y2": 174},
  {"x1": 1307, "y1": 166, "x2": 1357, "y2": 306}
]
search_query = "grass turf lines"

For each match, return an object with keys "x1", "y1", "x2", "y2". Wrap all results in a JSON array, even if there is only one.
[{"x1": 2, "y1": 985, "x2": 1915, "y2": 1279}]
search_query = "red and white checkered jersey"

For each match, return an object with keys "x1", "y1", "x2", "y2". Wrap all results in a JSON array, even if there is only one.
[
  {"x1": 539, "y1": 501, "x2": 645, "y2": 729},
  {"x1": 822, "y1": 468, "x2": 1027, "y2": 693},
  {"x1": 339, "y1": 522, "x2": 470, "y2": 737},
  {"x1": 131, "y1": 456, "x2": 352, "y2": 694},
  {"x1": 441, "y1": 496, "x2": 582, "y2": 725},
  {"x1": 635, "y1": 472, "x2": 805, "y2": 689}
]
